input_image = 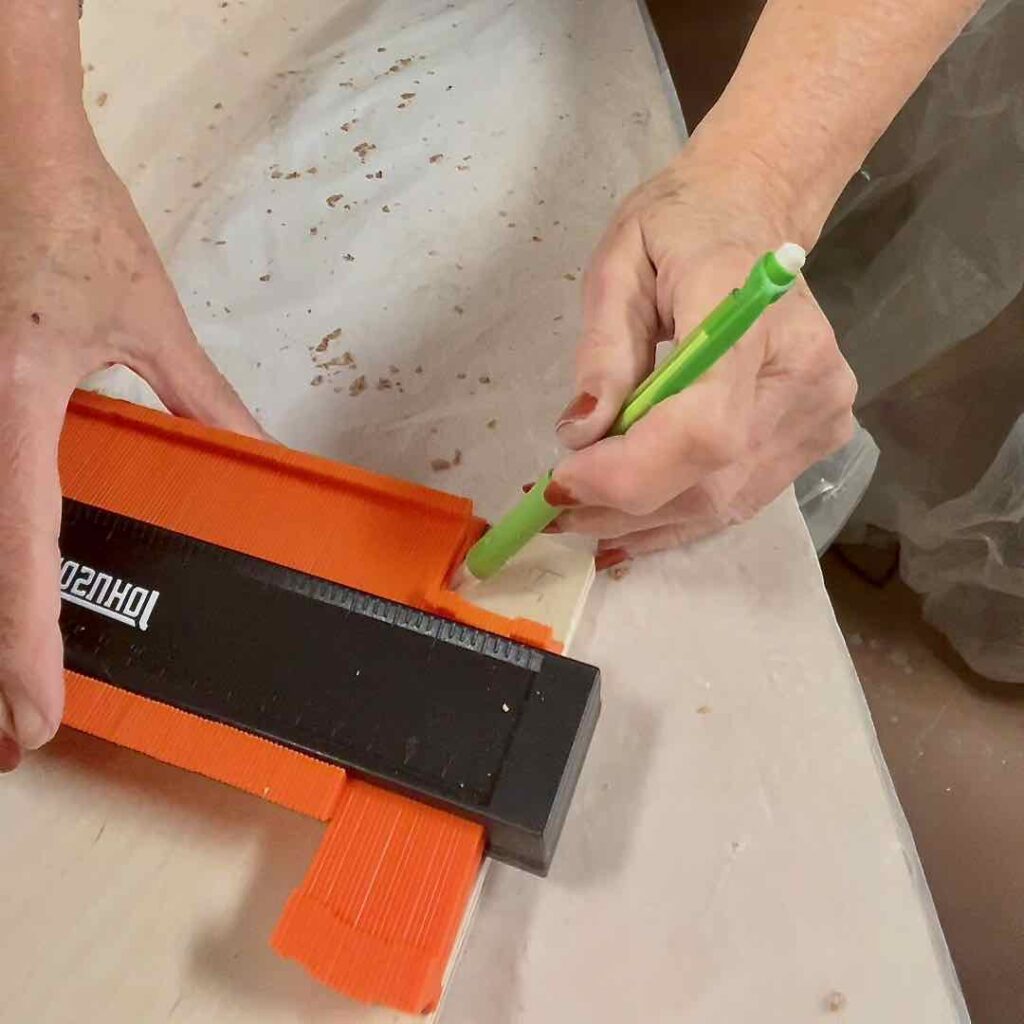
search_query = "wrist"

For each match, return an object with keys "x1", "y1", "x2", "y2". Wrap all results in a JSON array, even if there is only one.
[
  {"x1": 683, "y1": 101, "x2": 854, "y2": 250},
  {"x1": 0, "y1": 0, "x2": 92, "y2": 172}
]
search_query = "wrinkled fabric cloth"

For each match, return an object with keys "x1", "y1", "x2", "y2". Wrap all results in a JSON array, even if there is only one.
[{"x1": 806, "y1": 0, "x2": 1024, "y2": 680}]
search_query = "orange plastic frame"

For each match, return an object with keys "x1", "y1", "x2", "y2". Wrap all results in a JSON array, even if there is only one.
[{"x1": 57, "y1": 390, "x2": 559, "y2": 1014}]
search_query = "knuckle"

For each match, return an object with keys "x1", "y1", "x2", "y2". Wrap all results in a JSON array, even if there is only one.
[{"x1": 833, "y1": 362, "x2": 859, "y2": 409}]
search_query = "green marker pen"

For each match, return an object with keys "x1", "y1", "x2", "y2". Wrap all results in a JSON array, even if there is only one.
[{"x1": 458, "y1": 243, "x2": 807, "y2": 583}]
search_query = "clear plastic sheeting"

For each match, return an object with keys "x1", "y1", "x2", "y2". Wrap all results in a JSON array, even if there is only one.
[
  {"x1": 796, "y1": 421, "x2": 879, "y2": 555},
  {"x1": 808, "y1": 0, "x2": 1024, "y2": 678},
  {"x1": 865, "y1": 414, "x2": 1024, "y2": 683}
]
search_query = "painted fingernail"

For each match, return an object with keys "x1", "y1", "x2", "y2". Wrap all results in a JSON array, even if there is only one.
[
  {"x1": 522, "y1": 483, "x2": 534, "y2": 494},
  {"x1": 543, "y1": 480, "x2": 580, "y2": 507},
  {"x1": 595, "y1": 547, "x2": 629, "y2": 572},
  {"x1": 0, "y1": 733, "x2": 22, "y2": 773},
  {"x1": 556, "y1": 392, "x2": 598, "y2": 430}
]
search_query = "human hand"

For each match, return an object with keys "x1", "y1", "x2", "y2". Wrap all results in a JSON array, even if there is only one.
[
  {"x1": 546, "y1": 152, "x2": 857, "y2": 572},
  {"x1": 0, "y1": 135, "x2": 261, "y2": 770}
]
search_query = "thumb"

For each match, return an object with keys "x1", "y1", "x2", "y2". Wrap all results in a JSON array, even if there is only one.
[
  {"x1": 118, "y1": 272, "x2": 266, "y2": 439},
  {"x1": 556, "y1": 219, "x2": 662, "y2": 450}
]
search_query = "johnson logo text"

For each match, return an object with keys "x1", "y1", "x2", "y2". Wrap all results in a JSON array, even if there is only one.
[{"x1": 59, "y1": 559, "x2": 160, "y2": 632}]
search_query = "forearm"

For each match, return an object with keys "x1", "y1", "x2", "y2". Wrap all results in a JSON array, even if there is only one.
[
  {"x1": 0, "y1": 0, "x2": 92, "y2": 177},
  {"x1": 687, "y1": 0, "x2": 983, "y2": 244}
]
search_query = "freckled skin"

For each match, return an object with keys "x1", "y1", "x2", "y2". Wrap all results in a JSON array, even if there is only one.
[{"x1": 0, "y1": 9, "x2": 264, "y2": 760}]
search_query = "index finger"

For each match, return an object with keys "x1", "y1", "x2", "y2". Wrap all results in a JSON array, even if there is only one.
[
  {"x1": 550, "y1": 343, "x2": 759, "y2": 516},
  {"x1": 0, "y1": 362, "x2": 70, "y2": 755}
]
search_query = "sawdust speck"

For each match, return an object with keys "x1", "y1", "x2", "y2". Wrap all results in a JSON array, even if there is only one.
[
  {"x1": 824, "y1": 991, "x2": 846, "y2": 1013},
  {"x1": 348, "y1": 375, "x2": 367, "y2": 397},
  {"x1": 353, "y1": 141, "x2": 377, "y2": 163}
]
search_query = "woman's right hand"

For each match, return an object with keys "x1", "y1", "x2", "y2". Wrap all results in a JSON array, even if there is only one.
[{"x1": 0, "y1": 129, "x2": 262, "y2": 771}]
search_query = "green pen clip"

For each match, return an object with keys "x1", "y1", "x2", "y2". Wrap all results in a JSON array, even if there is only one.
[{"x1": 461, "y1": 243, "x2": 806, "y2": 582}]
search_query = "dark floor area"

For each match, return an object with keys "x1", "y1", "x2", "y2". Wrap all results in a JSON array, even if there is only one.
[{"x1": 644, "y1": 2, "x2": 1024, "y2": 1020}]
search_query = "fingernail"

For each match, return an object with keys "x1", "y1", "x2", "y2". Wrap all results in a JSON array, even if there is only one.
[
  {"x1": 522, "y1": 483, "x2": 534, "y2": 494},
  {"x1": 556, "y1": 392, "x2": 598, "y2": 430},
  {"x1": 543, "y1": 480, "x2": 580, "y2": 507},
  {"x1": 0, "y1": 733, "x2": 22, "y2": 773},
  {"x1": 595, "y1": 547, "x2": 629, "y2": 572}
]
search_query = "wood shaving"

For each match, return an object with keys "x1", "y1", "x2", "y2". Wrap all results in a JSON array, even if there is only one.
[
  {"x1": 310, "y1": 375, "x2": 324, "y2": 387},
  {"x1": 388, "y1": 365, "x2": 400, "y2": 374},
  {"x1": 285, "y1": 171, "x2": 301, "y2": 179},
  {"x1": 314, "y1": 328, "x2": 343, "y2": 354},
  {"x1": 382, "y1": 204, "x2": 391, "y2": 213},
  {"x1": 259, "y1": 274, "x2": 270, "y2": 282},
  {"x1": 343, "y1": 253, "x2": 355, "y2": 262},
  {"x1": 696, "y1": 705, "x2": 711, "y2": 715},
  {"x1": 415, "y1": 365, "x2": 423, "y2": 374},
  {"x1": 326, "y1": 194, "x2": 344, "y2": 207},
  {"x1": 318, "y1": 352, "x2": 356, "y2": 371},
  {"x1": 353, "y1": 141, "x2": 377, "y2": 163},
  {"x1": 825, "y1": 992, "x2": 847, "y2": 1013},
  {"x1": 453, "y1": 305, "x2": 464, "y2": 315},
  {"x1": 428, "y1": 153, "x2": 444, "y2": 164},
  {"x1": 348, "y1": 375, "x2": 367, "y2": 396},
  {"x1": 96, "y1": 92, "x2": 108, "y2": 107},
  {"x1": 376, "y1": 377, "x2": 393, "y2": 391},
  {"x1": 479, "y1": 375, "x2": 491, "y2": 384},
  {"x1": 563, "y1": 272, "x2": 577, "y2": 281},
  {"x1": 486, "y1": 418, "x2": 497, "y2": 429}
]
